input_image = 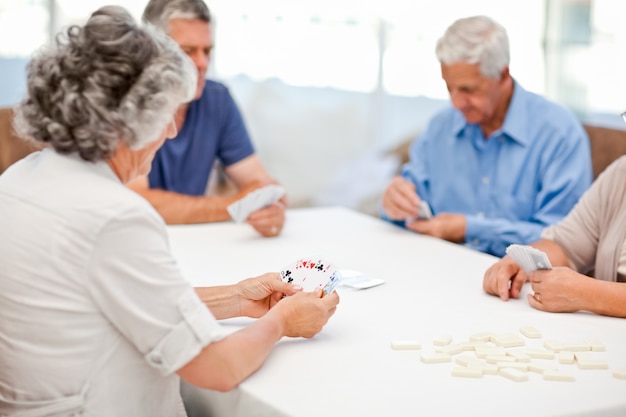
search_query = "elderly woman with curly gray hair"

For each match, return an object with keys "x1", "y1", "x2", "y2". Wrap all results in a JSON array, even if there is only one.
[{"x1": 0, "y1": 6, "x2": 339, "y2": 417}]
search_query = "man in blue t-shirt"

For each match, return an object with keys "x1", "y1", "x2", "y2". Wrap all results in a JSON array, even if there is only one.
[
  {"x1": 129, "y1": 0, "x2": 285, "y2": 237},
  {"x1": 381, "y1": 15, "x2": 592, "y2": 257}
]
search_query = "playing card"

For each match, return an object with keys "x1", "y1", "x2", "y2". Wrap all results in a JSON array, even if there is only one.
[
  {"x1": 405, "y1": 200, "x2": 433, "y2": 222},
  {"x1": 418, "y1": 200, "x2": 433, "y2": 220},
  {"x1": 337, "y1": 269, "x2": 385, "y2": 290},
  {"x1": 227, "y1": 184, "x2": 286, "y2": 223},
  {"x1": 505, "y1": 244, "x2": 552, "y2": 274},
  {"x1": 280, "y1": 257, "x2": 340, "y2": 296}
]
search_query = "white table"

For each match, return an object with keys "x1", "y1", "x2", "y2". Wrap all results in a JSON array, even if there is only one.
[{"x1": 168, "y1": 206, "x2": 626, "y2": 417}]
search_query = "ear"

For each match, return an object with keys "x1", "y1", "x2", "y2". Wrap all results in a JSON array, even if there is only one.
[{"x1": 499, "y1": 66, "x2": 511, "y2": 84}]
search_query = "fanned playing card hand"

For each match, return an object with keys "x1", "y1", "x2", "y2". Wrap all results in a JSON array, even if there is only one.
[
  {"x1": 227, "y1": 184, "x2": 286, "y2": 223},
  {"x1": 280, "y1": 257, "x2": 340, "y2": 296},
  {"x1": 505, "y1": 244, "x2": 552, "y2": 274}
]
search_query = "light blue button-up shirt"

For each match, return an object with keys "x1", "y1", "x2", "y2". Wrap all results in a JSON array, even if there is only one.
[{"x1": 391, "y1": 82, "x2": 592, "y2": 257}]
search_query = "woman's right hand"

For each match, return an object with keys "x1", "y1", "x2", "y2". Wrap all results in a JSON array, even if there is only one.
[
  {"x1": 483, "y1": 256, "x2": 528, "y2": 301},
  {"x1": 273, "y1": 289, "x2": 340, "y2": 338}
]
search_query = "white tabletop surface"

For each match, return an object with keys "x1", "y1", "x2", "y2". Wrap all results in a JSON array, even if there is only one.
[{"x1": 167, "y1": 206, "x2": 626, "y2": 417}]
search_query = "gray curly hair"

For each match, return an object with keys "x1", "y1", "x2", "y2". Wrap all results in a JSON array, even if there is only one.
[
  {"x1": 435, "y1": 15, "x2": 510, "y2": 79},
  {"x1": 14, "y1": 5, "x2": 196, "y2": 162},
  {"x1": 142, "y1": 0, "x2": 211, "y2": 33}
]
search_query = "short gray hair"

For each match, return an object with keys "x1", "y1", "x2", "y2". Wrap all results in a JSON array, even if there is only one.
[
  {"x1": 14, "y1": 5, "x2": 196, "y2": 162},
  {"x1": 142, "y1": 0, "x2": 211, "y2": 33},
  {"x1": 435, "y1": 15, "x2": 510, "y2": 79}
]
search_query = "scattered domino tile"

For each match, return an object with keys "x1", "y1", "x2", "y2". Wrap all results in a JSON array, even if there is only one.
[
  {"x1": 455, "y1": 355, "x2": 483, "y2": 367},
  {"x1": 527, "y1": 363, "x2": 558, "y2": 374},
  {"x1": 574, "y1": 351, "x2": 608, "y2": 369},
  {"x1": 486, "y1": 354, "x2": 516, "y2": 364},
  {"x1": 469, "y1": 332, "x2": 491, "y2": 342},
  {"x1": 543, "y1": 370, "x2": 575, "y2": 382},
  {"x1": 459, "y1": 341, "x2": 488, "y2": 351},
  {"x1": 585, "y1": 339, "x2": 606, "y2": 352},
  {"x1": 525, "y1": 349, "x2": 555, "y2": 360},
  {"x1": 391, "y1": 340, "x2": 422, "y2": 350},
  {"x1": 433, "y1": 334, "x2": 453, "y2": 346},
  {"x1": 558, "y1": 351, "x2": 575, "y2": 365},
  {"x1": 519, "y1": 326, "x2": 542, "y2": 339},
  {"x1": 421, "y1": 352, "x2": 452, "y2": 364},
  {"x1": 471, "y1": 363, "x2": 498, "y2": 375},
  {"x1": 499, "y1": 367, "x2": 528, "y2": 382},
  {"x1": 544, "y1": 340, "x2": 565, "y2": 352},
  {"x1": 613, "y1": 367, "x2": 626, "y2": 380},
  {"x1": 491, "y1": 334, "x2": 525, "y2": 348},
  {"x1": 507, "y1": 350, "x2": 531, "y2": 362},
  {"x1": 436, "y1": 344, "x2": 463, "y2": 355},
  {"x1": 563, "y1": 342, "x2": 591, "y2": 352},
  {"x1": 577, "y1": 360, "x2": 609, "y2": 370},
  {"x1": 475, "y1": 346, "x2": 506, "y2": 358},
  {"x1": 497, "y1": 362, "x2": 528, "y2": 371},
  {"x1": 451, "y1": 366, "x2": 483, "y2": 378}
]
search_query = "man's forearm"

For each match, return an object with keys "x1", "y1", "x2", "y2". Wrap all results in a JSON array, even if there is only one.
[{"x1": 134, "y1": 188, "x2": 235, "y2": 224}]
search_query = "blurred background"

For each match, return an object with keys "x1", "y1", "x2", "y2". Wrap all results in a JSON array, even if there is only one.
[{"x1": 1, "y1": 0, "x2": 624, "y2": 213}]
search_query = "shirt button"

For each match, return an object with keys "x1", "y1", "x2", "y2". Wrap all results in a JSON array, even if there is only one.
[
  {"x1": 482, "y1": 177, "x2": 490, "y2": 185},
  {"x1": 150, "y1": 353, "x2": 163, "y2": 365},
  {"x1": 473, "y1": 239, "x2": 480, "y2": 245},
  {"x1": 477, "y1": 212, "x2": 484, "y2": 219}
]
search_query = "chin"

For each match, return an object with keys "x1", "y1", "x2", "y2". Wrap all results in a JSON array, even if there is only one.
[
  {"x1": 461, "y1": 113, "x2": 483, "y2": 125},
  {"x1": 194, "y1": 79, "x2": 206, "y2": 100}
]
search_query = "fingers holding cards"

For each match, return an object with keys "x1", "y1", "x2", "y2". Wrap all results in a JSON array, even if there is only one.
[
  {"x1": 247, "y1": 202, "x2": 285, "y2": 237},
  {"x1": 382, "y1": 177, "x2": 420, "y2": 219},
  {"x1": 227, "y1": 184, "x2": 286, "y2": 223},
  {"x1": 405, "y1": 200, "x2": 433, "y2": 222}
]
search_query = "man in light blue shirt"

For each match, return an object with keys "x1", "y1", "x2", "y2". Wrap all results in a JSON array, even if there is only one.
[{"x1": 381, "y1": 15, "x2": 592, "y2": 257}]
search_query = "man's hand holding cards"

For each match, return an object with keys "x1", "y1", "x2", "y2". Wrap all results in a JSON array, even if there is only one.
[
  {"x1": 280, "y1": 258, "x2": 340, "y2": 297},
  {"x1": 227, "y1": 184, "x2": 286, "y2": 223},
  {"x1": 505, "y1": 244, "x2": 552, "y2": 274},
  {"x1": 405, "y1": 200, "x2": 433, "y2": 223}
]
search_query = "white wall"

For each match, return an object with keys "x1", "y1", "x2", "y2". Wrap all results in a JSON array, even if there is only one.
[{"x1": 227, "y1": 76, "x2": 448, "y2": 213}]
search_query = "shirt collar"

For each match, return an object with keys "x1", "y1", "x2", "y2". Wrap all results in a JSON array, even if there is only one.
[
  {"x1": 500, "y1": 80, "x2": 530, "y2": 146},
  {"x1": 44, "y1": 147, "x2": 122, "y2": 183}
]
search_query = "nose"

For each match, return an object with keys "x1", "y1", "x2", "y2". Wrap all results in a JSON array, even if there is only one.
[
  {"x1": 189, "y1": 50, "x2": 209, "y2": 74},
  {"x1": 449, "y1": 90, "x2": 469, "y2": 110}
]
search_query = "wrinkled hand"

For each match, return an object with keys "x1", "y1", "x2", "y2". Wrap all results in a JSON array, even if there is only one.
[
  {"x1": 247, "y1": 200, "x2": 286, "y2": 237},
  {"x1": 274, "y1": 289, "x2": 340, "y2": 338},
  {"x1": 382, "y1": 176, "x2": 420, "y2": 220},
  {"x1": 527, "y1": 267, "x2": 588, "y2": 313},
  {"x1": 483, "y1": 256, "x2": 528, "y2": 301},
  {"x1": 235, "y1": 273, "x2": 301, "y2": 318},
  {"x1": 406, "y1": 213, "x2": 466, "y2": 243}
]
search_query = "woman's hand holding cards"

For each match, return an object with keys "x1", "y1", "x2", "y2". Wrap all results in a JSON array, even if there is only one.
[
  {"x1": 270, "y1": 290, "x2": 340, "y2": 338},
  {"x1": 235, "y1": 272, "x2": 303, "y2": 318},
  {"x1": 230, "y1": 258, "x2": 341, "y2": 339}
]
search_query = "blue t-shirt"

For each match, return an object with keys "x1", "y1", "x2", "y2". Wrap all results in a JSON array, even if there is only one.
[
  {"x1": 383, "y1": 81, "x2": 593, "y2": 257},
  {"x1": 148, "y1": 80, "x2": 255, "y2": 195}
]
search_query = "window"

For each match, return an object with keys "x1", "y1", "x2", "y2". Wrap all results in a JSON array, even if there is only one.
[{"x1": 0, "y1": 0, "x2": 49, "y2": 57}]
